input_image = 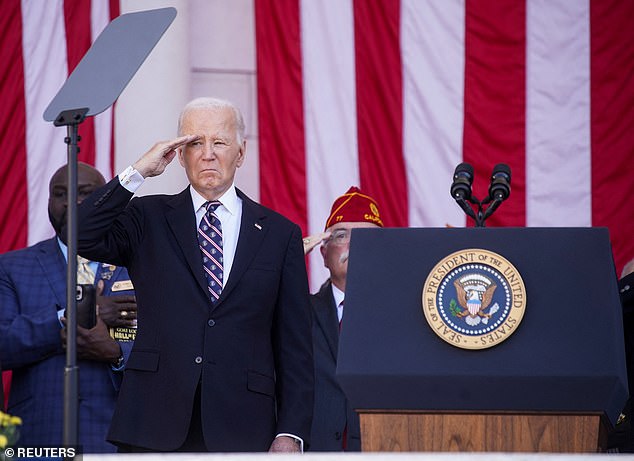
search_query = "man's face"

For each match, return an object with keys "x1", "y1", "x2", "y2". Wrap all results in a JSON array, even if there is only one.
[
  {"x1": 320, "y1": 222, "x2": 379, "y2": 284},
  {"x1": 178, "y1": 106, "x2": 245, "y2": 200},
  {"x1": 48, "y1": 164, "x2": 105, "y2": 236}
]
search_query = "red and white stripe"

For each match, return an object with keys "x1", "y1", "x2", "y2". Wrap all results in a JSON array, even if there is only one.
[
  {"x1": 0, "y1": 0, "x2": 118, "y2": 254},
  {"x1": 256, "y1": 0, "x2": 634, "y2": 290}
]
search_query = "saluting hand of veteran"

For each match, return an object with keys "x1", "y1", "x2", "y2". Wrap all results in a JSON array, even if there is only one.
[
  {"x1": 95, "y1": 280, "x2": 137, "y2": 328},
  {"x1": 132, "y1": 135, "x2": 200, "y2": 178},
  {"x1": 302, "y1": 231, "x2": 331, "y2": 255}
]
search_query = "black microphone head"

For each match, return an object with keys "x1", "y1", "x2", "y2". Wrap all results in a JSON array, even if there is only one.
[
  {"x1": 451, "y1": 163, "x2": 474, "y2": 200},
  {"x1": 491, "y1": 163, "x2": 511, "y2": 179},
  {"x1": 454, "y1": 162, "x2": 474, "y2": 180},
  {"x1": 489, "y1": 163, "x2": 511, "y2": 200}
]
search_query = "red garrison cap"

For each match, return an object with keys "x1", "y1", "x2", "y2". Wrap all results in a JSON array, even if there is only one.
[{"x1": 325, "y1": 186, "x2": 384, "y2": 230}]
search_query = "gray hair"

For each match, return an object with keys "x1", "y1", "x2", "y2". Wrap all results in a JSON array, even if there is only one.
[{"x1": 177, "y1": 97, "x2": 246, "y2": 144}]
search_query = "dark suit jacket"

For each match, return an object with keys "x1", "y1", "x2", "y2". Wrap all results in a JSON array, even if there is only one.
[
  {"x1": 309, "y1": 281, "x2": 361, "y2": 451},
  {"x1": 609, "y1": 272, "x2": 634, "y2": 452},
  {"x1": 0, "y1": 237, "x2": 133, "y2": 452},
  {"x1": 75, "y1": 179, "x2": 314, "y2": 451},
  {"x1": 622, "y1": 272, "x2": 634, "y2": 394}
]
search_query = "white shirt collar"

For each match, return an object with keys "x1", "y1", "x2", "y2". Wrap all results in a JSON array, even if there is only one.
[
  {"x1": 57, "y1": 237, "x2": 95, "y2": 266},
  {"x1": 331, "y1": 282, "x2": 345, "y2": 308},
  {"x1": 190, "y1": 184, "x2": 239, "y2": 216}
]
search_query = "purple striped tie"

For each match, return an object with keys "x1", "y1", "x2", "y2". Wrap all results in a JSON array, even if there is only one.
[{"x1": 198, "y1": 201, "x2": 223, "y2": 303}]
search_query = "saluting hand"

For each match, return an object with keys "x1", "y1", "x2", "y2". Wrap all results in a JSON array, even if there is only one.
[
  {"x1": 133, "y1": 135, "x2": 200, "y2": 178},
  {"x1": 302, "y1": 231, "x2": 331, "y2": 255}
]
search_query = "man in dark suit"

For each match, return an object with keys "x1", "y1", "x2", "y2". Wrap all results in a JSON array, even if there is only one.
[
  {"x1": 0, "y1": 163, "x2": 137, "y2": 452},
  {"x1": 304, "y1": 187, "x2": 383, "y2": 451},
  {"x1": 72, "y1": 97, "x2": 313, "y2": 452}
]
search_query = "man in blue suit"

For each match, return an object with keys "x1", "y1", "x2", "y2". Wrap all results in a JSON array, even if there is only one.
[
  {"x1": 0, "y1": 163, "x2": 137, "y2": 452},
  {"x1": 304, "y1": 187, "x2": 384, "y2": 451},
  {"x1": 73, "y1": 97, "x2": 313, "y2": 452}
]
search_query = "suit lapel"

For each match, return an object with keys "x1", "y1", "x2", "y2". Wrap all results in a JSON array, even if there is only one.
[
  {"x1": 95, "y1": 262, "x2": 116, "y2": 286},
  {"x1": 164, "y1": 187, "x2": 270, "y2": 308},
  {"x1": 314, "y1": 281, "x2": 339, "y2": 361},
  {"x1": 165, "y1": 187, "x2": 210, "y2": 297},
  {"x1": 215, "y1": 190, "x2": 267, "y2": 308},
  {"x1": 37, "y1": 237, "x2": 68, "y2": 308}
]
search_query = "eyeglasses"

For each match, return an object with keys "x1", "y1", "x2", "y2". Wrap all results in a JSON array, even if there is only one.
[{"x1": 326, "y1": 228, "x2": 351, "y2": 246}]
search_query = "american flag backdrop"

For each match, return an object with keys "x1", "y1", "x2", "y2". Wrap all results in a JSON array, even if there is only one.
[
  {"x1": 255, "y1": 0, "x2": 634, "y2": 289},
  {"x1": 0, "y1": 0, "x2": 633, "y2": 291},
  {"x1": 0, "y1": 0, "x2": 119, "y2": 256}
]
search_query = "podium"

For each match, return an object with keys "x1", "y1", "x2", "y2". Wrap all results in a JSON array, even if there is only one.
[{"x1": 337, "y1": 227, "x2": 628, "y2": 452}]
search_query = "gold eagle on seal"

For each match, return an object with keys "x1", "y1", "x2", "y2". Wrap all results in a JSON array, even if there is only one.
[{"x1": 454, "y1": 274, "x2": 498, "y2": 326}]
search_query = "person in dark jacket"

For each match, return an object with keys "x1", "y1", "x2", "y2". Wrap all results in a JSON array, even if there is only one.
[{"x1": 304, "y1": 186, "x2": 383, "y2": 451}]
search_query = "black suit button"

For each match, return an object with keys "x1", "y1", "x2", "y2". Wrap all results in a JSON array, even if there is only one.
[
  {"x1": 335, "y1": 432, "x2": 342, "y2": 440},
  {"x1": 208, "y1": 319, "x2": 216, "y2": 327},
  {"x1": 195, "y1": 356, "x2": 203, "y2": 364}
]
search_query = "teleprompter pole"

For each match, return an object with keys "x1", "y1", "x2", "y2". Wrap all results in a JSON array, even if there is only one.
[{"x1": 55, "y1": 108, "x2": 88, "y2": 452}]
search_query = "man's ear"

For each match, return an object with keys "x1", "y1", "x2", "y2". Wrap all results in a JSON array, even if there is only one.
[
  {"x1": 320, "y1": 244, "x2": 328, "y2": 268},
  {"x1": 236, "y1": 140, "x2": 246, "y2": 168},
  {"x1": 177, "y1": 148, "x2": 185, "y2": 167}
]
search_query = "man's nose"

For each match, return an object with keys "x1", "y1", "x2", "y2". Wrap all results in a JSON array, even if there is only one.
[{"x1": 202, "y1": 143, "x2": 217, "y2": 159}]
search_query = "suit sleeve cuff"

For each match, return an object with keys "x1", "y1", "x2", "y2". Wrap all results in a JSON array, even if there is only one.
[
  {"x1": 275, "y1": 433, "x2": 303, "y2": 452},
  {"x1": 110, "y1": 344, "x2": 125, "y2": 371}
]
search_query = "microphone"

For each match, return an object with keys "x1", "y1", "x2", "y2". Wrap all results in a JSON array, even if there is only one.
[
  {"x1": 482, "y1": 163, "x2": 511, "y2": 221},
  {"x1": 450, "y1": 163, "x2": 476, "y2": 220},
  {"x1": 488, "y1": 163, "x2": 511, "y2": 201},
  {"x1": 450, "y1": 163, "x2": 474, "y2": 201}
]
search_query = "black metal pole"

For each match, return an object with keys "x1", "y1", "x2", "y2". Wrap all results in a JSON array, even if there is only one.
[{"x1": 56, "y1": 108, "x2": 88, "y2": 453}]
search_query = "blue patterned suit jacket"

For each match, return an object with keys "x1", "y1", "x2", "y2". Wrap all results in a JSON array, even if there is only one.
[{"x1": 0, "y1": 237, "x2": 134, "y2": 452}]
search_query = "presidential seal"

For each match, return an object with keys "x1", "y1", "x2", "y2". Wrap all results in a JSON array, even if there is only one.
[{"x1": 422, "y1": 249, "x2": 526, "y2": 350}]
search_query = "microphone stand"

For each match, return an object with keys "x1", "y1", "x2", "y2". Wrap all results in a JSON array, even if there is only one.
[
  {"x1": 470, "y1": 195, "x2": 508, "y2": 227},
  {"x1": 457, "y1": 195, "x2": 503, "y2": 227},
  {"x1": 482, "y1": 197, "x2": 504, "y2": 222},
  {"x1": 475, "y1": 198, "x2": 485, "y2": 227},
  {"x1": 54, "y1": 107, "x2": 88, "y2": 450},
  {"x1": 460, "y1": 195, "x2": 486, "y2": 227},
  {"x1": 451, "y1": 164, "x2": 510, "y2": 227}
]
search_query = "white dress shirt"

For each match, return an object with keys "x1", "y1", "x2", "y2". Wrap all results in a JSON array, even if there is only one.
[{"x1": 331, "y1": 283, "x2": 345, "y2": 322}]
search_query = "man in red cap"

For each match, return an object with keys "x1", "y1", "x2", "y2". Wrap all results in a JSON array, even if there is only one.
[{"x1": 304, "y1": 186, "x2": 383, "y2": 451}]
